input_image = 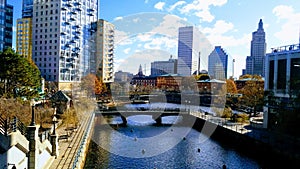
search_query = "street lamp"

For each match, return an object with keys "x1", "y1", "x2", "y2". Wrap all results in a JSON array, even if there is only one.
[
  {"x1": 52, "y1": 108, "x2": 58, "y2": 135},
  {"x1": 30, "y1": 99, "x2": 36, "y2": 126}
]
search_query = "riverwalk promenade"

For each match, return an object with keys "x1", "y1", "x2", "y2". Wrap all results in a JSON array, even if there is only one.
[{"x1": 48, "y1": 112, "x2": 93, "y2": 169}]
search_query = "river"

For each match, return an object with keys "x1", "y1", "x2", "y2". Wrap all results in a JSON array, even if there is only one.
[{"x1": 84, "y1": 115, "x2": 262, "y2": 169}]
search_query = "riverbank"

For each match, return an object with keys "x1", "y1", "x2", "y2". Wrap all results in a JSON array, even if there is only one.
[{"x1": 183, "y1": 114, "x2": 300, "y2": 168}]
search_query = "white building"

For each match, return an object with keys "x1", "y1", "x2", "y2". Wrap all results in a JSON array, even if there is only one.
[
  {"x1": 32, "y1": 0, "x2": 98, "y2": 90},
  {"x1": 264, "y1": 43, "x2": 300, "y2": 132},
  {"x1": 90, "y1": 19, "x2": 114, "y2": 83}
]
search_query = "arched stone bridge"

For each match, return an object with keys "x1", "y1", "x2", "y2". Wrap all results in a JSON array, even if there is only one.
[{"x1": 95, "y1": 110, "x2": 190, "y2": 125}]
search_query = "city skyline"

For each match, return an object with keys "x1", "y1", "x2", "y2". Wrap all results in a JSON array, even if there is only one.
[{"x1": 8, "y1": 0, "x2": 300, "y2": 77}]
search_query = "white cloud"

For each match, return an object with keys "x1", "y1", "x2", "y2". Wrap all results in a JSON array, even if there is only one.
[
  {"x1": 123, "y1": 48, "x2": 131, "y2": 54},
  {"x1": 113, "y1": 16, "x2": 123, "y2": 21},
  {"x1": 144, "y1": 36, "x2": 177, "y2": 50},
  {"x1": 136, "y1": 33, "x2": 154, "y2": 42},
  {"x1": 151, "y1": 15, "x2": 187, "y2": 37},
  {"x1": 202, "y1": 20, "x2": 234, "y2": 35},
  {"x1": 202, "y1": 20, "x2": 251, "y2": 48},
  {"x1": 178, "y1": 0, "x2": 228, "y2": 23},
  {"x1": 154, "y1": 2, "x2": 166, "y2": 10},
  {"x1": 114, "y1": 30, "x2": 133, "y2": 45},
  {"x1": 272, "y1": 5, "x2": 300, "y2": 43},
  {"x1": 117, "y1": 50, "x2": 171, "y2": 75},
  {"x1": 168, "y1": 1, "x2": 186, "y2": 12},
  {"x1": 195, "y1": 10, "x2": 215, "y2": 22}
]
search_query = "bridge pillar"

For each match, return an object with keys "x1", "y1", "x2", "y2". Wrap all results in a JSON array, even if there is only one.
[
  {"x1": 121, "y1": 116, "x2": 127, "y2": 126},
  {"x1": 153, "y1": 115, "x2": 162, "y2": 125}
]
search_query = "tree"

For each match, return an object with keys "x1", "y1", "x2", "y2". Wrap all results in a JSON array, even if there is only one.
[
  {"x1": 81, "y1": 74, "x2": 107, "y2": 98},
  {"x1": 194, "y1": 74, "x2": 210, "y2": 81},
  {"x1": 239, "y1": 76, "x2": 264, "y2": 116},
  {"x1": 0, "y1": 48, "x2": 41, "y2": 98},
  {"x1": 226, "y1": 79, "x2": 237, "y2": 94}
]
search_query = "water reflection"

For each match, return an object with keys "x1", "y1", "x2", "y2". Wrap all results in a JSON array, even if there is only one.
[{"x1": 86, "y1": 116, "x2": 261, "y2": 169}]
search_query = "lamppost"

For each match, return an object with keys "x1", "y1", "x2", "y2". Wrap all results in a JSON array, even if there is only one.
[
  {"x1": 52, "y1": 108, "x2": 57, "y2": 135},
  {"x1": 30, "y1": 99, "x2": 36, "y2": 126}
]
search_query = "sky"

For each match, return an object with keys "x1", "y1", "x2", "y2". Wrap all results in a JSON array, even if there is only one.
[{"x1": 8, "y1": 0, "x2": 300, "y2": 78}]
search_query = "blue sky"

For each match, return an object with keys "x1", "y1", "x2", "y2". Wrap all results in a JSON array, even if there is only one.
[{"x1": 8, "y1": 0, "x2": 300, "y2": 77}]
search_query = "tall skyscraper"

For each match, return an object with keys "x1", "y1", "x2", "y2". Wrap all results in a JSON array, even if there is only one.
[
  {"x1": 90, "y1": 19, "x2": 114, "y2": 83},
  {"x1": 0, "y1": 0, "x2": 13, "y2": 51},
  {"x1": 16, "y1": 0, "x2": 33, "y2": 59},
  {"x1": 31, "y1": 0, "x2": 98, "y2": 90},
  {"x1": 245, "y1": 19, "x2": 266, "y2": 76},
  {"x1": 208, "y1": 46, "x2": 228, "y2": 80},
  {"x1": 177, "y1": 26, "x2": 200, "y2": 76}
]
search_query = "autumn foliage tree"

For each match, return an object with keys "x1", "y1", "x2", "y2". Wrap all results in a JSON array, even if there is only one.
[
  {"x1": 80, "y1": 74, "x2": 107, "y2": 98},
  {"x1": 238, "y1": 74, "x2": 264, "y2": 115}
]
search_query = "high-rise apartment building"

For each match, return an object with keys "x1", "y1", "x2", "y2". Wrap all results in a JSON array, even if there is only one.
[
  {"x1": 0, "y1": 0, "x2": 13, "y2": 51},
  {"x1": 16, "y1": 0, "x2": 33, "y2": 59},
  {"x1": 208, "y1": 46, "x2": 228, "y2": 80},
  {"x1": 151, "y1": 55, "x2": 177, "y2": 77},
  {"x1": 177, "y1": 26, "x2": 200, "y2": 76},
  {"x1": 31, "y1": 0, "x2": 98, "y2": 90},
  {"x1": 90, "y1": 19, "x2": 114, "y2": 83},
  {"x1": 16, "y1": 18, "x2": 32, "y2": 60},
  {"x1": 244, "y1": 19, "x2": 266, "y2": 76}
]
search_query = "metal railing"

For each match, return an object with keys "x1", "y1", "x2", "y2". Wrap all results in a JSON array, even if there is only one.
[
  {"x1": 0, "y1": 116, "x2": 27, "y2": 136},
  {"x1": 71, "y1": 112, "x2": 95, "y2": 169}
]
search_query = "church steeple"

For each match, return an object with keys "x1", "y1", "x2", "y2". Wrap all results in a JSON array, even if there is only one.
[
  {"x1": 137, "y1": 64, "x2": 144, "y2": 76},
  {"x1": 258, "y1": 19, "x2": 263, "y2": 30}
]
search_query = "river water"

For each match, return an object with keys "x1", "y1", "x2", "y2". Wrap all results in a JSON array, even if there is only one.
[{"x1": 84, "y1": 115, "x2": 262, "y2": 169}]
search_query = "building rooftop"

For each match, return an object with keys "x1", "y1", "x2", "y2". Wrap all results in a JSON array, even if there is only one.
[{"x1": 270, "y1": 43, "x2": 300, "y2": 54}]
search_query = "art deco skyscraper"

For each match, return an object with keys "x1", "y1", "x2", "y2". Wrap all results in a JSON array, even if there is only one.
[
  {"x1": 32, "y1": 0, "x2": 98, "y2": 90},
  {"x1": 245, "y1": 19, "x2": 266, "y2": 76}
]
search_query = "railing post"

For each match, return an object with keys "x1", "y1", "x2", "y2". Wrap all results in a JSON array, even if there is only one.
[{"x1": 12, "y1": 117, "x2": 17, "y2": 132}]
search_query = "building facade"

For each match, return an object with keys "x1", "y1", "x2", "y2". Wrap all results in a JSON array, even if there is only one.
[
  {"x1": 177, "y1": 26, "x2": 200, "y2": 76},
  {"x1": 208, "y1": 46, "x2": 228, "y2": 80},
  {"x1": 16, "y1": 18, "x2": 32, "y2": 59},
  {"x1": 245, "y1": 19, "x2": 266, "y2": 76},
  {"x1": 91, "y1": 19, "x2": 114, "y2": 83},
  {"x1": 22, "y1": 0, "x2": 33, "y2": 18},
  {"x1": 16, "y1": 0, "x2": 33, "y2": 59},
  {"x1": 151, "y1": 56, "x2": 177, "y2": 77},
  {"x1": 114, "y1": 70, "x2": 133, "y2": 82},
  {"x1": 264, "y1": 43, "x2": 300, "y2": 135},
  {"x1": 31, "y1": 0, "x2": 98, "y2": 90},
  {"x1": 0, "y1": 0, "x2": 13, "y2": 51}
]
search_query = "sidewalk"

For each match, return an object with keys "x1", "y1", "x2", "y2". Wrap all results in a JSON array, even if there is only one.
[{"x1": 48, "y1": 112, "x2": 92, "y2": 169}]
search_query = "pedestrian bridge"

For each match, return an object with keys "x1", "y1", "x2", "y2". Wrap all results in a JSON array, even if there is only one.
[{"x1": 95, "y1": 110, "x2": 190, "y2": 125}]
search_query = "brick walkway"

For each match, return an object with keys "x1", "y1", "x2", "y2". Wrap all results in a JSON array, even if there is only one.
[{"x1": 48, "y1": 112, "x2": 92, "y2": 169}]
